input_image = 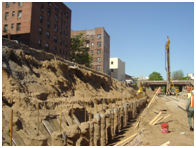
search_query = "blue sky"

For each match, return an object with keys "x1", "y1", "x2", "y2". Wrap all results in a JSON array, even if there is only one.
[{"x1": 65, "y1": 2, "x2": 194, "y2": 80}]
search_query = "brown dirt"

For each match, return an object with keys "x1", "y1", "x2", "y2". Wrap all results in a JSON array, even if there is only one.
[
  {"x1": 2, "y1": 39, "x2": 148, "y2": 145},
  {"x1": 108, "y1": 95, "x2": 194, "y2": 146}
]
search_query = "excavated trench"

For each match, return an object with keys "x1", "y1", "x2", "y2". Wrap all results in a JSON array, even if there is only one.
[{"x1": 2, "y1": 38, "x2": 148, "y2": 146}]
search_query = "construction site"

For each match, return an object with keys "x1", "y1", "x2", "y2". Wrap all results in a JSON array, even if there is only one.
[{"x1": 2, "y1": 38, "x2": 194, "y2": 146}]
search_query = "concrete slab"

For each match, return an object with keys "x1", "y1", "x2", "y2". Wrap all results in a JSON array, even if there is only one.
[{"x1": 49, "y1": 119, "x2": 59, "y2": 131}]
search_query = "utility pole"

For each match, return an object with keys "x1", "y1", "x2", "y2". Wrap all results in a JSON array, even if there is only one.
[{"x1": 165, "y1": 36, "x2": 170, "y2": 94}]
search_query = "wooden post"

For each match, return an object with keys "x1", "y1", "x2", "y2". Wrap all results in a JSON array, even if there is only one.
[
  {"x1": 90, "y1": 105, "x2": 91, "y2": 121},
  {"x1": 72, "y1": 104, "x2": 73, "y2": 125},
  {"x1": 95, "y1": 99, "x2": 97, "y2": 113},
  {"x1": 85, "y1": 104, "x2": 86, "y2": 122},
  {"x1": 10, "y1": 109, "x2": 13, "y2": 146},
  {"x1": 37, "y1": 105, "x2": 39, "y2": 135},
  {"x1": 60, "y1": 107, "x2": 62, "y2": 132}
]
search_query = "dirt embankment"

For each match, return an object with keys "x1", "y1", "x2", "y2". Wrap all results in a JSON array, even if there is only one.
[{"x1": 2, "y1": 38, "x2": 148, "y2": 142}]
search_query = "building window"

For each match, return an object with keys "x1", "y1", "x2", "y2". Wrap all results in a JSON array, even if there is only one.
[
  {"x1": 46, "y1": 31, "x2": 50, "y2": 39},
  {"x1": 65, "y1": 32, "x2": 68, "y2": 38},
  {"x1": 40, "y1": 15, "x2": 43, "y2": 23},
  {"x1": 55, "y1": 4, "x2": 59, "y2": 11},
  {"x1": 65, "y1": 51, "x2": 67, "y2": 56},
  {"x1": 91, "y1": 42, "x2": 94, "y2": 47},
  {"x1": 97, "y1": 50, "x2": 101, "y2": 55},
  {"x1": 86, "y1": 35, "x2": 89, "y2": 40},
  {"x1": 5, "y1": 12, "x2": 9, "y2": 20},
  {"x1": 47, "y1": 8, "x2": 51, "y2": 16},
  {"x1": 97, "y1": 42, "x2": 101, "y2": 47},
  {"x1": 45, "y1": 43, "x2": 49, "y2": 51},
  {"x1": 61, "y1": 19, "x2": 63, "y2": 25},
  {"x1": 66, "y1": 11, "x2": 68, "y2": 19},
  {"x1": 91, "y1": 35, "x2": 94, "y2": 40},
  {"x1": 65, "y1": 22, "x2": 68, "y2": 28},
  {"x1": 55, "y1": 14, "x2": 58, "y2": 21},
  {"x1": 60, "y1": 39, "x2": 62, "y2": 45},
  {"x1": 3, "y1": 25, "x2": 8, "y2": 33},
  {"x1": 111, "y1": 61, "x2": 113, "y2": 65},
  {"x1": 60, "y1": 49, "x2": 61, "y2": 54},
  {"x1": 53, "y1": 46, "x2": 57, "y2": 54},
  {"x1": 38, "y1": 40, "x2": 41, "y2": 47},
  {"x1": 18, "y1": 10, "x2": 22, "y2": 19},
  {"x1": 41, "y1": 3, "x2": 44, "y2": 10},
  {"x1": 47, "y1": 20, "x2": 50, "y2": 28},
  {"x1": 54, "y1": 25, "x2": 58, "y2": 32},
  {"x1": 91, "y1": 57, "x2": 93, "y2": 62},
  {"x1": 97, "y1": 34, "x2": 101, "y2": 39},
  {"x1": 60, "y1": 29, "x2": 62, "y2": 35},
  {"x1": 91, "y1": 50, "x2": 93, "y2": 55},
  {"x1": 97, "y1": 58, "x2": 101, "y2": 63},
  {"x1": 54, "y1": 36, "x2": 57, "y2": 43},
  {"x1": 18, "y1": 2, "x2": 23, "y2": 6},
  {"x1": 16, "y1": 23, "x2": 21, "y2": 31},
  {"x1": 48, "y1": 2, "x2": 51, "y2": 6},
  {"x1": 12, "y1": 11, "x2": 15, "y2": 16},
  {"x1": 39, "y1": 28, "x2": 42, "y2": 35},
  {"x1": 65, "y1": 41, "x2": 67, "y2": 47},
  {"x1": 97, "y1": 65, "x2": 101, "y2": 70},
  {"x1": 6, "y1": 2, "x2": 10, "y2": 8},
  {"x1": 86, "y1": 43, "x2": 89, "y2": 47},
  {"x1": 11, "y1": 24, "x2": 14, "y2": 29},
  {"x1": 61, "y1": 9, "x2": 63, "y2": 15}
]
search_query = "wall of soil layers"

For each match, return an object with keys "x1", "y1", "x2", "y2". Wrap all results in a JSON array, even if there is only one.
[{"x1": 2, "y1": 38, "x2": 148, "y2": 146}]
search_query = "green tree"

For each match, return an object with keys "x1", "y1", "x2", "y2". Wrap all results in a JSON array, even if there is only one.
[
  {"x1": 172, "y1": 70, "x2": 184, "y2": 80},
  {"x1": 70, "y1": 33, "x2": 92, "y2": 67},
  {"x1": 148, "y1": 72, "x2": 164, "y2": 80}
]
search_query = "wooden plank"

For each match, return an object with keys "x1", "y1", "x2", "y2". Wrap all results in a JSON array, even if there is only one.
[
  {"x1": 33, "y1": 123, "x2": 51, "y2": 146},
  {"x1": 42, "y1": 120, "x2": 54, "y2": 135},
  {"x1": 50, "y1": 119, "x2": 59, "y2": 131},
  {"x1": 152, "y1": 116, "x2": 163, "y2": 125},
  {"x1": 73, "y1": 114, "x2": 81, "y2": 126},
  {"x1": 57, "y1": 118, "x2": 68, "y2": 130},
  {"x1": 25, "y1": 126, "x2": 37, "y2": 136},
  {"x1": 2, "y1": 133, "x2": 11, "y2": 145},
  {"x1": 17, "y1": 130, "x2": 28, "y2": 141},
  {"x1": 12, "y1": 131, "x2": 25, "y2": 146},
  {"x1": 149, "y1": 111, "x2": 162, "y2": 125},
  {"x1": 64, "y1": 116, "x2": 73, "y2": 126},
  {"x1": 116, "y1": 128, "x2": 145, "y2": 146},
  {"x1": 160, "y1": 141, "x2": 171, "y2": 146}
]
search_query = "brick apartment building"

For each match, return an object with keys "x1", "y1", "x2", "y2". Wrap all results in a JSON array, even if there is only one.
[
  {"x1": 71, "y1": 27, "x2": 110, "y2": 74},
  {"x1": 2, "y1": 2, "x2": 71, "y2": 60}
]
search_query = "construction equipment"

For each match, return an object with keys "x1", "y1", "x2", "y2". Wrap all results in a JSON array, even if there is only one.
[
  {"x1": 170, "y1": 77, "x2": 179, "y2": 95},
  {"x1": 165, "y1": 36, "x2": 171, "y2": 95},
  {"x1": 137, "y1": 82, "x2": 144, "y2": 94}
]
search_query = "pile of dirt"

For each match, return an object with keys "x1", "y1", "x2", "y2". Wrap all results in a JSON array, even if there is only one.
[{"x1": 2, "y1": 38, "x2": 145, "y2": 142}]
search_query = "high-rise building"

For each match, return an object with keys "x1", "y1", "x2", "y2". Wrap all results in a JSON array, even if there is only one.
[
  {"x1": 71, "y1": 27, "x2": 110, "y2": 74},
  {"x1": 2, "y1": 2, "x2": 71, "y2": 60}
]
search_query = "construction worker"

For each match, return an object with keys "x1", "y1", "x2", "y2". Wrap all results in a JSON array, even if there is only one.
[
  {"x1": 187, "y1": 92, "x2": 191, "y2": 99},
  {"x1": 185, "y1": 90, "x2": 194, "y2": 131}
]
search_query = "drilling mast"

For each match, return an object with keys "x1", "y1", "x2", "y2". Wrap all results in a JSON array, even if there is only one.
[{"x1": 165, "y1": 36, "x2": 170, "y2": 94}]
